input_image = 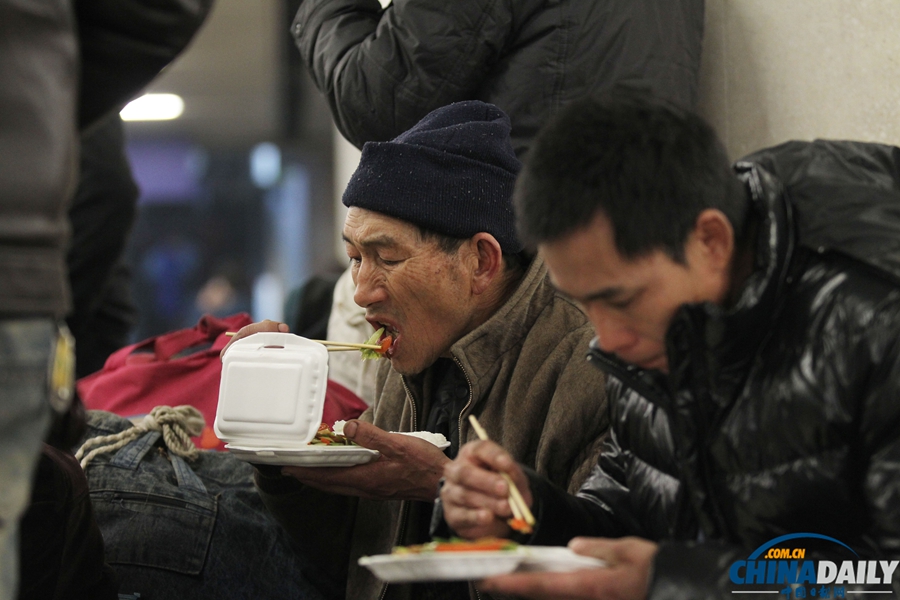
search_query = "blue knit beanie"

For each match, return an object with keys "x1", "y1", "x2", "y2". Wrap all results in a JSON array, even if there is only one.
[{"x1": 342, "y1": 101, "x2": 524, "y2": 253}]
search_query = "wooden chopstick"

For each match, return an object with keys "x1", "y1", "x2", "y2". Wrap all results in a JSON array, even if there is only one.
[
  {"x1": 326, "y1": 346, "x2": 373, "y2": 352},
  {"x1": 467, "y1": 415, "x2": 536, "y2": 527},
  {"x1": 223, "y1": 332, "x2": 382, "y2": 350},
  {"x1": 313, "y1": 340, "x2": 383, "y2": 350}
]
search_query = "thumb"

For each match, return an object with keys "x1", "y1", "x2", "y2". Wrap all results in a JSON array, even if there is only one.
[
  {"x1": 343, "y1": 420, "x2": 386, "y2": 449},
  {"x1": 569, "y1": 537, "x2": 617, "y2": 561}
]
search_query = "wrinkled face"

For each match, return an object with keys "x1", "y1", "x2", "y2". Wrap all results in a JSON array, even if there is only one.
[
  {"x1": 343, "y1": 207, "x2": 478, "y2": 376},
  {"x1": 540, "y1": 211, "x2": 728, "y2": 373}
]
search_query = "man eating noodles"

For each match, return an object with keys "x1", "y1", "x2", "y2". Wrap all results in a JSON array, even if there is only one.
[{"x1": 225, "y1": 100, "x2": 608, "y2": 600}]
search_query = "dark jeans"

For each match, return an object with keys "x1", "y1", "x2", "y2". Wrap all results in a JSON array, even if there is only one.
[
  {"x1": 81, "y1": 411, "x2": 327, "y2": 600},
  {"x1": 0, "y1": 318, "x2": 54, "y2": 598}
]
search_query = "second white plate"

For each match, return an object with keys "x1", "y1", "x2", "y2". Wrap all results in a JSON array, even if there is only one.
[{"x1": 358, "y1": 546, "x2": 606, "y2": 582}]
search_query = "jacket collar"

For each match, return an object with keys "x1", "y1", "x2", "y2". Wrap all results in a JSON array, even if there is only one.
[{"x1": 402, "y1": 256, "x2": 555, "y2": 408}]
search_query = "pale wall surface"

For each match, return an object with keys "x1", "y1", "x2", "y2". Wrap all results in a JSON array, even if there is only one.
[{"x1": 697, "y1": 0, "x2": 900, "y2": 161}]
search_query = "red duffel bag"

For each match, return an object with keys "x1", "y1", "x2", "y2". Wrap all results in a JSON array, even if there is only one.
[{"x1": 77, "y1": 313, "x2": 368, "y2": 450}]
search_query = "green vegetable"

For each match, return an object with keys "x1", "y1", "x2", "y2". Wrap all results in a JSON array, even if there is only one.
[{"x1": 361, "y1": 327, "x2": 385, "y2": 360}]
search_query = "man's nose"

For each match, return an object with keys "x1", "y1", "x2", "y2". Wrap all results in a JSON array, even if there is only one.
[{"x1": 353, "y1": 264, "x2": 385, "y2": 307}]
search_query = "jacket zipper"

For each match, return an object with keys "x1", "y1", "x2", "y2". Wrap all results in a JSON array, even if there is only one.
[
  {"x1": 376, "y1": 377, "x2": 421, "y2": 600},
  {"x1": 452, "y1": 356, "x2": 484, "y2": 600},
  {"x1": 452, "y1": 356, "x2": 475, "y2": 450}
]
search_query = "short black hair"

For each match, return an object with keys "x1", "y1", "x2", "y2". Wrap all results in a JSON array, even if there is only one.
[{"x1": 514, "y1": 93, "x2": 748, "y2": 262}]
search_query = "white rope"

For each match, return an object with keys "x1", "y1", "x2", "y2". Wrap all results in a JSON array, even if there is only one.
[{"x1": 75, "y1": 405, "x2": 206, "y2": 470}]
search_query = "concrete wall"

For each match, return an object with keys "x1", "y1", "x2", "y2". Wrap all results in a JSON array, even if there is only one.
[{"x1": 697, "y1": 0, "x2": 900, "y2": 161}]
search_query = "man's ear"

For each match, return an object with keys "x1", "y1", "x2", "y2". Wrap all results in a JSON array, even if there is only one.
[
  {"x1": 468, "y1": 232, "x2": 504, "y2": 295},
  {"x1": 691, "y1": 209, "x2": 735, "y2": 273}
]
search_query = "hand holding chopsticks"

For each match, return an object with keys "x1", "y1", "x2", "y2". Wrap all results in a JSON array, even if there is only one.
[{"x1": 467, "y1": 415, "x2": 536, "y2": 532}]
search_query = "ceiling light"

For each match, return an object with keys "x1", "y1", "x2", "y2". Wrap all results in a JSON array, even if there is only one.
[{"x1": 120, "y1": 93, "x2": 184, "y2": 121}]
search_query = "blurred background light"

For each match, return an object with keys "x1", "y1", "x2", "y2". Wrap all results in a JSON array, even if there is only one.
[
  {"x1": 250, "y1": 142, "x2": 282, "y2": 189},
  {"x1": 120, "y1": 93, "x2": 185, "y2": 121}
]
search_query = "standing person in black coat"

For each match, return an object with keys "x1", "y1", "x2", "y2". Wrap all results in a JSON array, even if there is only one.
[
  {"x1": 66, "y1": 112, "x2": 139, "y2": 380},
  {"x1": 439, "y1": 93, "x2": 900, "y2": 600},
  {"x1": 291, "y1": 0, "x2": 704, "y2": 158}
]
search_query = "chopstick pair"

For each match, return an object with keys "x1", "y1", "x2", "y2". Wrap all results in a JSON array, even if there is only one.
[
  {"x1": 223, "y1": 332, "x2": 381, "y2": 352},
  {"x1": 316, "y1": 340, "x2": 382, "y2": 352},
  {"x1": 467, "y1": 415, "x2": 536, "y2": 530}
]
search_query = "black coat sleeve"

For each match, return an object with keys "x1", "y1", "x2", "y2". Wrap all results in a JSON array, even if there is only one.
[
  {"x1": 526, "y1": 433, "x2": 653, "y2": 547},
  {"x1": 74, "y1": 0, "x2": 214, "y2": 129},
  {"x1": 292, "y1": 0, "x2": 511, "y2": 148}
]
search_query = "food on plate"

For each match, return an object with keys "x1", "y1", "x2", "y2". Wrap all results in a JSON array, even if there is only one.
[
  {"x1": 392, "y1": 537, "x2": 518, "y2": 555},
  {"x1": 507, "y1": 518, "x2": 533, "y2": 534},
  {"x1": 308, "y1": 422, "x2": 358, "y2": 446},
  {"x1": 360, "y1": 327, "x2": 393, "y2": 360}
]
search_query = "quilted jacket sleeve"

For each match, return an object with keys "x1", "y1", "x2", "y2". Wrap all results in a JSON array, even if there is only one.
[
  {"x1": 292, "y1": 0, "x2": 512, "y2": 147},
  {"x1": 526, "y1": 419, "x2": 672, "y2": 547}
]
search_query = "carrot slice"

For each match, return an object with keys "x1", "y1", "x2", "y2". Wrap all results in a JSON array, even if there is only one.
[
  {"x1": 507, "y1": 518, "x2": 533, "y2": 534},
  {"x1": 431, "y1": 539, "x2": 515, "y2": 552},
  {"x1": 378, "y1": 336, "x2": 393, "y2": 354}
]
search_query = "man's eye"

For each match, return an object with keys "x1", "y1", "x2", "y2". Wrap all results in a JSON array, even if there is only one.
[
  {"x1": 348, "y1": 256, "x2": 361, "y2": 266},
  {"x1": 380, "y1": 257, "x2": 403, "y2": 266}
]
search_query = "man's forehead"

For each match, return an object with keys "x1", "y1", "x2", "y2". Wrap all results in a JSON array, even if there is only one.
[
  {"x1": 539, "y1": 222, "x2": 636, "y2": 299},
  {"x1": 343, "y1": 207, "x2": 417, "y2": 246}
]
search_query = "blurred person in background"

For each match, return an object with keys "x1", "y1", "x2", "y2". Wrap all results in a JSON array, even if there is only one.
[
  {"x1": 65, "y1": 113, "x2": 140, "y2": 380},
  {"x1": 1, "y1": 0, "x2": 212, "y2": 597},
  {"x1": 0, "y1": 3, "x2": 80, "y2": 595}
]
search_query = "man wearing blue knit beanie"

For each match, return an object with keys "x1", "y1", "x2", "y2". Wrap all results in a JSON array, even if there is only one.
[{"x1": 229, "y1": 101, "x2": 608, "y2": 600}]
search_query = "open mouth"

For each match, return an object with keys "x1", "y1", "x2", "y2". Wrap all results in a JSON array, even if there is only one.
[{"x1": 369, "y1": 320, "x2": 399, "y2": 358}]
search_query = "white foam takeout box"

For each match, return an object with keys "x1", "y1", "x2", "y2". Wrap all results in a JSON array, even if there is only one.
[{"x1": 214, "y1": 332, "x2": 379, "y2": 466}]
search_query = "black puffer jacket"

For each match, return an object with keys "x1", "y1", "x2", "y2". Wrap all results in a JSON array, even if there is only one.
[
  {"x1": 528, "y1": 140, "x2": 900, "y2": 598},
  {"x1": 292, "y1": 0, "x2": 704, "y2": 156}
]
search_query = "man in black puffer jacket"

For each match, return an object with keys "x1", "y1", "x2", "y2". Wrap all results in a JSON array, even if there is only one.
[
  {"x1": 440, "y1": 93, "x2": 900, "y2": 600},
  {"x1": 291, "y1": 0, "x2": 704, "y2": 158}
]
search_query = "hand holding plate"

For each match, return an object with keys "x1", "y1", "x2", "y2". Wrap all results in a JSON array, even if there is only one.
[
  {"x1": 477, "y1": 536, "x2": 657, "y2": 600},
  {"x1": 282, "y1": 420, "x2": 449, "y2": 501}
]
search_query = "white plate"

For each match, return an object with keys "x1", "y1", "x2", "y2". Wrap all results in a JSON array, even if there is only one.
[
  {"x1": 225, "y1": 444, "x2": 380, "y2": 467},
  {"x1": 358, "y1": 546, "x2": 605, "y2": 582},
  {"x1": 518, "y1": 546, "x2": 607, "y2": 572},
  {"x1": 359, "y1": 549, "x2": 526, "y2": 582},
  {"x1": 391, "y1": 431, "x2": 451, "y2": 450}
]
